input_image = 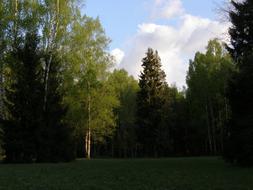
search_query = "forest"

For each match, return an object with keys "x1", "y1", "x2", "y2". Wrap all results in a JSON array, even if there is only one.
[{"x1": 0, "y1": 0, "x2": 252, "y2": 168}]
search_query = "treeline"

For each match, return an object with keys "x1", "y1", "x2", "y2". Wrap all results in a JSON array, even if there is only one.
[{"x1": 0, "y1": 0, "x2": 252, "y2": 166}]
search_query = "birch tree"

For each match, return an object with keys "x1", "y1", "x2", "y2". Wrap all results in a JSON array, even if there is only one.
[
  {"x1": 62, "y1": 15, "x2": 118, "y2": 159},
  {"x1": 186, "y1": 39, "x2": 234, "y2": 155}
]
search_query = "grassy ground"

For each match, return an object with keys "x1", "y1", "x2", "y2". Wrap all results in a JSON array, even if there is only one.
[{"x1": 0, "y1": 157, "x2": 252, "y2": 190}]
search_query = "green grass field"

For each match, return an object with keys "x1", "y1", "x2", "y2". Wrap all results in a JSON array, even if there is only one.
[{"x1": 0, "y1": 157, "x2": 252, "y2": 190}]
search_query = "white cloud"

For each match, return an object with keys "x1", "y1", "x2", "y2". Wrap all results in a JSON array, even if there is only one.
[
  {"x1": 119, "y1": 14, "x2": 229, "y2": 87},
  {"x1": 111, "y1": 48, "x2": 125, "y2": 66},
  {"x1": 114, "y1": 0, "x2": 230, "y2": 87},
  {"x1": 152, "y1": 0, "x2": 184, "y2": 19}
]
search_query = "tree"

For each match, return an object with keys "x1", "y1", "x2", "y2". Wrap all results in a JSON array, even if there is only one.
[
  {"x1": 1, "y1": 0, "x2": 79, "y2": 163},
  {"x1": 137, "y1": 48, "x2": 167, "y2": 157},
  {"x1": 158, "y1": 85, "x2": 189, "y2": 156},
  {"x1": 224, "y1": 0, "x2": 253, "y2": 166},
  {"x1": 4, "y1": 32, "x2": 44, "y2": 163},
  {"x1": 0, "y1": 1, "x2": 8, "y2": 120},
  {"x1": 226, "y1": 0, "x2": 253, "y2": 62},
  {"x1": 186, "y1": 39, "x2": 234, "y2": 155},
  {"x1": 0, "y1": 0, "x2": 27, "y2": 120},
  {"x1": 62, "y1": 14, "x2": 118, "y2": 159},
  {"x1": 40, "y1": 0, "x2": 76, "y2": 113},
  {"x1": 107, "y1": 69, "x2": 139, "y2": 158},
  {"x1": 0, "y1": 123, "x2": 3, "y2": 157},
  {"x1": 224, "y1": 54, "x2": 253, "y2": 166},
  {"x1": 36, "y1": 53, "x2": 75, "y2": 162},
  {"x1": 0, "y1": 0, "x2": 45, "y2": 162}
]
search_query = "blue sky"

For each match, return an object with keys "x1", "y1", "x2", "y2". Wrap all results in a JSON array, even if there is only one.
[
  {"x1": 86, "y1": 0, "x2": 224, "y2": 49},
  {"x1": 85, "y1": 0, "x2": 228, "y2": 87},
  {"x1": 86, "y1": 0, "x2": 148, "y2": 50}
]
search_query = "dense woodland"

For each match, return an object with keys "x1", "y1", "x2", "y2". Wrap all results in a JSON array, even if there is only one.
[{"x1": 0, "y1": 0, "x2": 252, "y2": 166}]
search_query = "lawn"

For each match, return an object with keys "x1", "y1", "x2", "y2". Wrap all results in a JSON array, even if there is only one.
[{"x1": 0, "y1": 157, "x2": 252, "y2": 190}]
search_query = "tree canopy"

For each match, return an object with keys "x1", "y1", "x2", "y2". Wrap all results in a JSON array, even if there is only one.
[
  {"x1": 223, "y1": 0, "x2": 253, "y2": 166},
  {"x1": 0, "y1": 0, "x2": 252, "y2": 166}
]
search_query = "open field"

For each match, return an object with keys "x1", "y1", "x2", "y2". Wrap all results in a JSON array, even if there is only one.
[{"x1": 0, "y1": 157, "x2": 252, "y2": 190}]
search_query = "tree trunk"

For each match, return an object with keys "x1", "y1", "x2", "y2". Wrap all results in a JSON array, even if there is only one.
[
  {"x1": 85, "y1": 128, "x2": 91, "y2": 159},
  {"x1": 219, "y1": 110, "x2": 224, "y2": 153},
  {"x1": 43, "y1": 0, "x2": 60, "y2": 111},
  {"x1": 111, "y1": 140, "x2": 114, "y2": 157},
  {"x1": 85, "y1": 81, "x2": 91, "y2": 159},
  {"x1": 13, "y1": 0, "x2": 18, "y2": 44},
  {"x1": 0, "y1": 63, "x2": 4, "y2": 119},
  {"x1": 205, "y1": 104, "x2": 213, "y2": 155},
  {"x1": 209, "y1": 101, "x2": 217, "y2": 155},
  {"x1": 87, "y1": 128, "x2": 91, "y2": 159}
]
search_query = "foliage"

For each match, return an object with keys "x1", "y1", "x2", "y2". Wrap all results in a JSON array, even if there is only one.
[
  {"x1": 36, "y1": 53, "x2": 75, "y2": 162},
  {"x1": 226, "y1": 0, "x2": 253, "y2": 62},
  {"x1": 62, "y1": 13, "x2": 118, "y2": 158},
  {"x1": 224, "y1": 0, "x2": 253, "y2": 166},
  {"x1": 0, "y1": 0, "x2": 80, "y2": 162},
  {"x1": 158, "y1": 85, "x2": 189, "y2": 156},
  {"x1": 224, "y1": 53, "x2": 253, "y2": 166},
  {"x1": 186, "y1": 39, "x2": 234, "y2": 155},
  {"x1": 3, "y1": 32, "x2": 44, "y2": 163},
  {"x1": 0, "y1": 0, "x2": 252, "y2": 165},
  {"x1": 107, "y1": 69, "x2": 139, "y2": 157},
  {"x1": 0, "y1": 124, "x2": 3, "y2": 157},
  {"x1": 136, "y1": 48, "x2": 167, "y2": 157}
]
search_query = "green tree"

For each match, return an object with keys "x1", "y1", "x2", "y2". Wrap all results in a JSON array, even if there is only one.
[
  {"x1": 1, "y1": 0, "x2": 79, "y2": 163},
  {"x1": 186, "y1": 39, "x2": 234, "y2": 155},
  {"x1": 0, "y1": 124, "x2": 3, "y2": 157},
  {"x1": 224, "y1": 0, "x2": 253, "y2": 166},
  {"x1": 224, "y1": 54, "x2": 253, "y2": 166},
  {"x1": 36, "y1": 53, "x2": 75, "y2": 162},
  {"x1": 40, "y1": 0, "x2": 76, "y2": 111},
  {"x1": 226, "y1": 0, "x2": 253, "y2": 62},
  {"x1": 0, "y1": 1, "x2": 71, "y2": 158},
  {"x1": 62, "y1": 14, "x2": 118, "y2": 159},
  {"x1": 4, "y1": 32, "x2": 44, "y2": 163},
  {"x1": 0, "y1": 1, "x2": 8, "y2": 120},
  {"x1": 107, "y1": 69, "x2": 139, "y2": 157},
  {"x1": 137, "y1": 48, "x2": 167, "y2": 157},
  {"x1": 157, "y1": 85, "x2": 189, "y2": 156}
]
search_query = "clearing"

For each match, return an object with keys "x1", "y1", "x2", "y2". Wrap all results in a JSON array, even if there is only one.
[{"x1": 0, "y1": 157, "x2": 252, "y2": 190}]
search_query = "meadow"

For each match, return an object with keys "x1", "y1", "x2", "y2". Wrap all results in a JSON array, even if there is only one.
[{"x1": 0, "y1": 157, "x2": 252, "y2": 190}]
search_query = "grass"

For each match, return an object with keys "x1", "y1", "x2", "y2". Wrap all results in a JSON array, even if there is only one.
[{"x1": 0, "y1": 157, "x2": 252, "y2": 190}]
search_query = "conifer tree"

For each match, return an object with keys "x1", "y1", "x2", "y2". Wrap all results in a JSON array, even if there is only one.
[
  {"x1": 4, "y1": 32, "x2": 44, "y2": 163},
  {"x1": 37, "y1": 53, "x2": 75, "y2": 162},
  {"x1": 226, "y1": 0, "x2": 253, "y2": 62},
  {"x1": 224, "y1": 0, "x2": 253, "y2": 166},
  {"x1": 137, "y1": 48, "x2": 167, "y2": 157}
]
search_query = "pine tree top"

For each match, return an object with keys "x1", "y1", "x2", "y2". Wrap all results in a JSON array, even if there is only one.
[
  {"x1": 227, "y1": 0, "x2": 253, "y2": 61},
  {"x1": 139, "y1": 48, "x2": 167, "y2": 89}
]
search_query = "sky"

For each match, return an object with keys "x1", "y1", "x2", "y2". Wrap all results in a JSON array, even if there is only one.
[{"x1": 85, "y1": 0, "x2": 229, "y2": 87}]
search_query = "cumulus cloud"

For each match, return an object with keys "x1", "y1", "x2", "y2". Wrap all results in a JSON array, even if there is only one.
[
  {"x1": 119, "y1": 14, "x2": 229, "y2": 87},
  {"x1": 152, "y1": 0, "x2": 184, "y2": 19},
  {"x1": 114, "y1": 0, "x2": 230, "y2": 87},
  {"x1": 111, "y1": 48, "x2": 125, "y2": 66}
]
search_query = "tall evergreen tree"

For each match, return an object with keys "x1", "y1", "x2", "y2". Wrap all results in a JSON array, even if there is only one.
[
  {"x1": 137, "y1": 48, "x2": 167, "y2": 157},
  {"x1": 224, "y1": 0, "x2": 253, "y2": 166},
  {"x1": 37, "y1": 53, "x2": 75, "y2": 162},
  {"x1": 4, "y1": 32, "x2": 44, "y2": 163},
  {"x1": 226, "y1": 0, "x2": 253, "y2": 62}
]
